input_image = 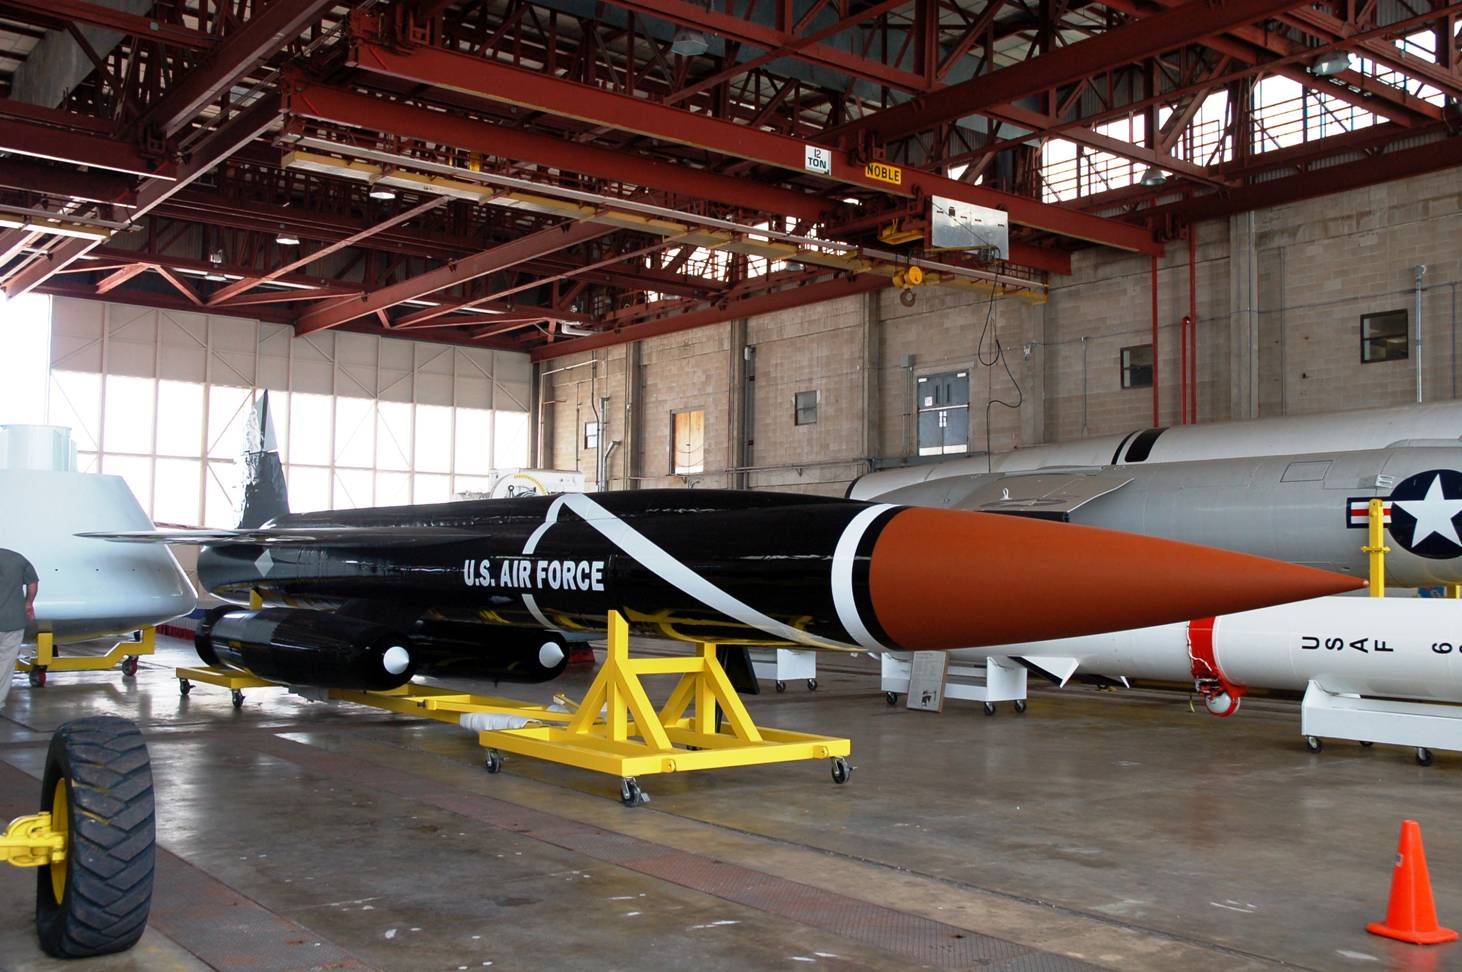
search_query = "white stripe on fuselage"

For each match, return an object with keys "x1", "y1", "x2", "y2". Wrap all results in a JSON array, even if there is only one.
[
  {"x1": 831, "y1": 504, "x2": 892, "y2": 651},
  {"x1": 519, "y1": 493, "x2": 863, "y2": 650}
]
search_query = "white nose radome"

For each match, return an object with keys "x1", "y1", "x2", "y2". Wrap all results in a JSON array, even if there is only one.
[
  {"x1": 538, "y1": 641, "x2": 566, "y2": 668},
  {"x1": 383, "y1": 645, "x2": 411, "y2": 675}
]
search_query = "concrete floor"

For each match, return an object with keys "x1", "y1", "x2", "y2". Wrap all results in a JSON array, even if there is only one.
[{"x1": 2, "y1": 636, "x2": 1460, "y2": 972}]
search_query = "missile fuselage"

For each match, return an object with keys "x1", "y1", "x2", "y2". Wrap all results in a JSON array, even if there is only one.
[
  {"x1": 935, "y1": 596, "x2": 1462, "y2": 713},
  {"x1": 866, "y1": 446, "x2": 1462, "y2": 587},
  {"x1": 195, "y1": 488, "x2": 1361, "y2": 658}
]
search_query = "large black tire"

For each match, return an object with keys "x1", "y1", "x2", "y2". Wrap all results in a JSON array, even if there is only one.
[{"x1": 35, "y1": 716, "x2": 155, "y2": 959}]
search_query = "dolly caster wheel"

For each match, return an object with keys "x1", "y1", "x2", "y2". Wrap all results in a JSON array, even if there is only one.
[
  {"x1": 29, "y1": 667, "x2": 46, "y2": 688},
  {"x1": 884, "y1": 692, "x2": 898, "y2": 706},
  {"x1": 1359, "y1": 740, "x2": 1373, "y2": 748},
  {"x1": 120, "y1": 656, "x2": 139, "y2": 679},
  {"x1": 1305, "y1": 735, "x2": 1323, "y2": 753},
  {"x1": 619, "y1": 777, "x2": 649, "y2": 806},
  {"x1": 807, "y1": 679, "x2": 818, "y2": 692},
  {"x1": 230, "y1": 690, "x2": 245, "y2": 709},
  {"x1": 775, "y1": 680, "x2": 786, "y2": 693},
  {"x1": 983, "y1": 702, "x2": 997, "y2": 717},
  {"x1": 830, "y1": 757, "x2": 852, "y2": 785},
  {"x1": 1416, "y1": 747, "x2": 1433, "y2": 767},
  {"x1": 484, "y1": 750, "x2": 504, "y2": 774},
  {"x1": 1013, "y1": 700, "x2": 1027, "y2": 714},
  {"x1": 36, "y1": 716, "x2": 155, "y2": 958},
  {"x1": 178, "y1": 679, "x2": 192, "y2": 697}
]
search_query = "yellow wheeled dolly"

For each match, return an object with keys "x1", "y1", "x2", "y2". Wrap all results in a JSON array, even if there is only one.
[
  {"x1": 18, "y1": 626, "x2": 157, "y2": 687},
  {"x1": 175, "y1": 665, "x2": 278, "y2": 709},
  {"x1": 177, "y1": 611, "x2": 853, "y2": 805},
  {"x1": 3, "y1": 717, "x2": 155, "y2": 958}
]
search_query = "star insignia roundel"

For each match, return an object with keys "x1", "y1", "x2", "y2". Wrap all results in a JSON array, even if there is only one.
[{"x1": 1388, "y1": 469, "x2": 1462, "y2": 559}]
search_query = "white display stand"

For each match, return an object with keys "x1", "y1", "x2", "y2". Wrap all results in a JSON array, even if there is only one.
[
  {"x1": 1301, "y1": 680, "x2": 1462, "y2": 764},
  {"x1": 750, "y1": 648, "x2": 819, "y2": 691},
  {"x1": 880, "y1": 652, "x2": 1028, "y2": 713}
]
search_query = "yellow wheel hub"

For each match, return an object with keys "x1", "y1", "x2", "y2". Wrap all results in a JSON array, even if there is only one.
[{"x1": 49, "y1": 780, "x2": 67, "y2": 903}]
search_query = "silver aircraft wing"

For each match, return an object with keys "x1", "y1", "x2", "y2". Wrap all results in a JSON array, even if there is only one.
[{"x1": 78, "y1": 527, "x2": 480, "y2": 546}]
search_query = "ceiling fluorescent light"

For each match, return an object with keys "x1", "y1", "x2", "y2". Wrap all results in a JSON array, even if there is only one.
[
  {"x1": 559, "y1": 323, "x2": 595, "y2": 337},
  {"x1": 1311, "y1": 51, "x2": 1352, "y2": 77}
]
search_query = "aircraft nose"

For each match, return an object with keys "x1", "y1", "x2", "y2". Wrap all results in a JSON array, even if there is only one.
[{"x1": 865, "y1": 507, "x2": 1365, "y2": 650}]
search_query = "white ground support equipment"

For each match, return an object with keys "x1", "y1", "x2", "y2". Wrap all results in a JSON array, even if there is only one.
[{"x1": 880, "y1": 652, "x2": 1029, "y2": 716}]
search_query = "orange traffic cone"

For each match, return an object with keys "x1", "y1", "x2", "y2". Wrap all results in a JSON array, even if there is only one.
[{"x1": 1367, "y1": 820, "x2": 1459, "y2": 945}]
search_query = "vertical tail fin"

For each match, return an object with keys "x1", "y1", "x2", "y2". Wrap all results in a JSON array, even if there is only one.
[{"x1": 238, "y1": 391, "x2": 290, "y2": 528}]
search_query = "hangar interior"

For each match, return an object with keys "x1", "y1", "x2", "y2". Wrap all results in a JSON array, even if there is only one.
[{"x1": 0, "y1": 0, "x2": 1460, "y2": 969}]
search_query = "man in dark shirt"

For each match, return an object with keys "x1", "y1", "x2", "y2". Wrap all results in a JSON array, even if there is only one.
[{"x1": 0, "y1": 548, "x2": 38, "y2": 707}]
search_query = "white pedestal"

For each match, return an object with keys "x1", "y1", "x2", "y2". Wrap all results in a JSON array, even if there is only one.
[
  {"x1": 880, "y1": 652, "x2": 1027, "y2": 706},
  {"x1": 1301, "y1": 680, "x2": 1462, "y2": 754},
  {"x1": 750, "y1": 648, "x2": 818, "y2": 690}
]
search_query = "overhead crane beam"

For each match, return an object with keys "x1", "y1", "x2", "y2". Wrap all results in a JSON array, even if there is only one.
[
  {"x1": 282, "y1": 79, "x2": 833, "y2": 226},
  {"x1": 294, "y1": 219, "x2": 617, "y2": 335},
  {"x1": 346, "y1": 36, "x2": 1160, "y2": 255},
  {"x1": 3, "y1": 97, "x2": 281, "y2": 298},
  {"x1": 532, "y1": 274, "x2": 889, "y2": 360}
]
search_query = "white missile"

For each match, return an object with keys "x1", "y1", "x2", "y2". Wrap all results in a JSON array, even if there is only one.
[
  {"x1": 851, "y1": 401, "x2": 1462, "y2": 500},
  {"x1": 924, "y1": 596, "x2": 1462, "y2": 717}
]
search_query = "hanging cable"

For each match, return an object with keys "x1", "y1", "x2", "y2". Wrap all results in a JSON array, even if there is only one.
[{"x1": 975, "y1": 287, "x2": 1023, "y2": 472}]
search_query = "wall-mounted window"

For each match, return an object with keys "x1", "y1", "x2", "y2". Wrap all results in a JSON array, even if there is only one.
[
  {"x1": 794, "y1": 390, "x2": 819, "y2": 426},
  {"x1": 583, "y1": 421, "x2": 599, "y2": 450},
  {"x1": 916, "y1": 371, "x2": 969, "y2": 456},
  {"x1": 671, "y1": 408, "x2": 705, "y2": 474},
  {"x1": 1121, "y1": 344, "x2": 1153, "y2": 389},
  {"x1": 1361, "y1": 310, "x2": 1409, "y2": 363}
]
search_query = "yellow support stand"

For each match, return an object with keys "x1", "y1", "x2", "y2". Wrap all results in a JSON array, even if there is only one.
[
  {"x1": 178, "y1": 611, "x2": 853, "y2": 804},
  {"x1": 1364, "y1": 498, "x2": 1389, "y2": 598},
  {"x1": 18, "y1": 626, "x2": 156, "y2": 686},
  {"x1": 464, "y1": 611, "x2": 852, "y2": 804}
]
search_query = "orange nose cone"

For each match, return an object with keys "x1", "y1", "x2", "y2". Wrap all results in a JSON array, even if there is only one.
[{"x1": 868, "y1": 508, "x2": 1365, "y2": 650}]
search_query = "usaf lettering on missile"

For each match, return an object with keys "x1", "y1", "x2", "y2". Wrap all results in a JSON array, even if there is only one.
[{"x1": 463, "y1": 557, "x2": 606, "y2": 591}]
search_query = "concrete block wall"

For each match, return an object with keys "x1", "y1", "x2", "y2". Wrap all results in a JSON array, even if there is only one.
[{"x1": 542, "y1": 164, "x2": 1462, "y2": 494}]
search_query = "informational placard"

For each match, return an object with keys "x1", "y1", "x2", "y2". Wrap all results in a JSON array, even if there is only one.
[
  {"x1": 906, "y1": 651, "x2": 949, "y2": 712},
  {"x1": 929, "y1": 197, "x2": 1009, "y2": 259},
  {"x1": 803, "y1": 144, "x2": 832, "y2": 176}
]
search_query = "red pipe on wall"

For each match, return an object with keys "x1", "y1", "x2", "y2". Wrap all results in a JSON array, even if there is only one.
[
  {"x1": 1188, "y1": 226, "x2": 1198, "y2": 424},
  {"x1": 1151, "y1": 254, "x2": 1160, "y2": 428}
]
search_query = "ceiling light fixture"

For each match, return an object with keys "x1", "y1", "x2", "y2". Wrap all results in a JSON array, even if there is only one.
[
  {"x1": 1139, "y1": 167, "x2": 1167, "y2": 187},
  {"x1": 1311, "y1": 50, "x2": 1353, "y2": 77},
  {"x1": 275, "y1": 227, "x2": 300, "y2": 246},
  {"x1": 367, "y1": 176, "x2": 397, "y2": 201},
  {"x1": 205, "y1": 250, "x2": 227, "y2": 282},
  {"x1": 671, "y1": 25, "x2": 708, "y2": 56}
]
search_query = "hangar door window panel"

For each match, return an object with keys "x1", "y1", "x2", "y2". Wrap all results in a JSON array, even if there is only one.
[
  {"x1": 334, "y1": 397, "x2": 375, "y2": 469},
  {"x1": 207, "y1": 385, "x2": 254, "y2": 460},
  {"x1": 333, "y1": 468, "x2": 373, "y2": 511},
  {"x1": 155, "y1": 381, "x2": 203, "y2": 458},
  {"x1": 289, "y1": 393, "x2": 333, "y2": 467},
  {"x1": 1361, "y1": 310, "x2": 1408, "y2": 363},
  {"x1": 917, "y1": 372, "x2": 969, "y2": 456},
  {"x1": 414, "y1": 404, "x2": 453, "y2": 474},
  {"x1": 154, "y1": 458, "x2": 201, "y2": 526},
  {"x1": 375, "y1": 401, "x2": 413, "y2": 471},
  {"x1": 454, "y1": 408, "x2": 493, "y2": 476},
  {"x1": 48, "y1": 371, "x2": 100, "y2": 452},
  {"x1": 672, "y1": 409, "x2": 706, "y2": 474},
  {"x1": 1121, "y1": 345, "x2": 1153, "y2": 389},
  {"x1": 103, "y1": 375, "x2": 155, "y2": 454},
  {"x1": 794, "y1": 390, "x2": 819, "y2": 426},
  {"x1": 494, "y1": 411, "x2": 529, "y2": 469}
]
